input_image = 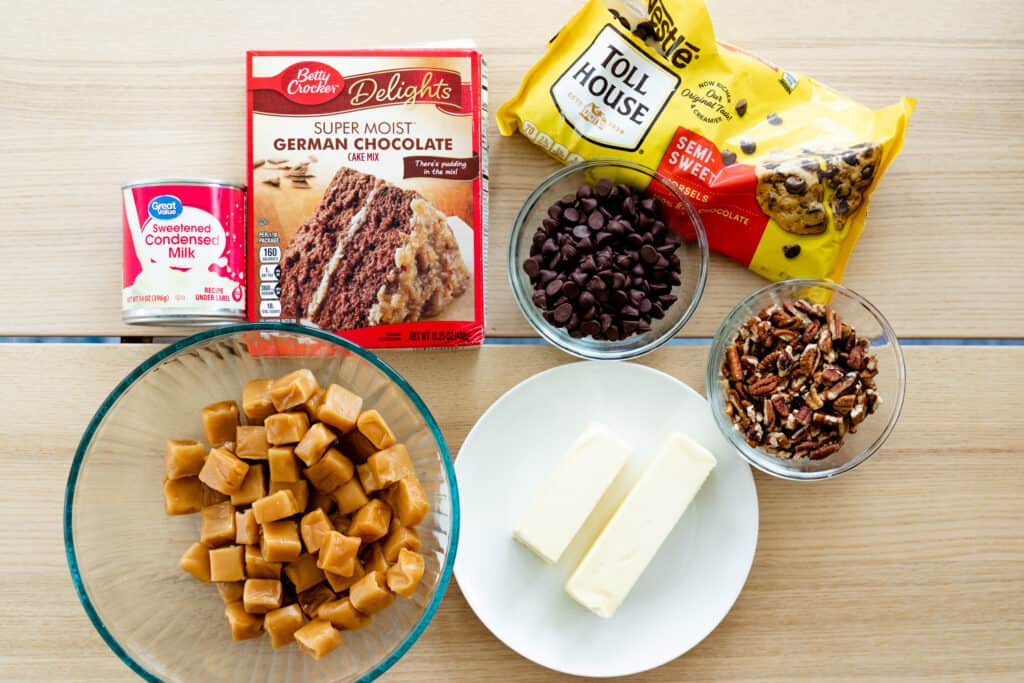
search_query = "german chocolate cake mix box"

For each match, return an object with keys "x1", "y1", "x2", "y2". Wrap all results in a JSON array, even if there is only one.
[{"x1": 247, "y1": 49, "x2": 486, "y2": 347}]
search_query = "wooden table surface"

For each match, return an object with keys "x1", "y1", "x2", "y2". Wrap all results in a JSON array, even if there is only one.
[{"x1": 1, "y1": 0, "x2": 1022, "y2": 681}]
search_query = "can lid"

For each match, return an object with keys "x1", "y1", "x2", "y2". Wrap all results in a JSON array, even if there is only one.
[{"x1": 121, "y1": 177, "x2": 246, "y2": 191}]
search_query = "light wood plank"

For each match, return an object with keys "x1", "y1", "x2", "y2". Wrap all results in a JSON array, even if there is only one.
[
  {"x1": 1, "y1": 344, "x2": 1020, "y2": 681},
  {"x1": 0, "y1": 1, "x2": 1021, "y2": 336}
]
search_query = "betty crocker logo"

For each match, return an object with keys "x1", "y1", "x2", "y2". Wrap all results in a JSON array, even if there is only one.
[{"x1": 279, "y1": 61, "x2": 345, "y2": 105}]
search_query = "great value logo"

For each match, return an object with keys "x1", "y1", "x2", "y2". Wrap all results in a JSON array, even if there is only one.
[
  {"x1": 148, "y1": 195, "x2": 183, "y2": 220},
  {"x1": 550, "y1": 25, "x2": 679, "y2": 151}
]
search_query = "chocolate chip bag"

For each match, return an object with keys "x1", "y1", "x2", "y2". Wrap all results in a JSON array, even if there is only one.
[{"x1": 497, "y1": 0, "x2": 914, "y2": 282}]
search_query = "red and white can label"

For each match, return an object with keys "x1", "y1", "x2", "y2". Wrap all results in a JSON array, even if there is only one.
[{"x1": 122, "y1": 182, "x2": 246, "y2": 317}]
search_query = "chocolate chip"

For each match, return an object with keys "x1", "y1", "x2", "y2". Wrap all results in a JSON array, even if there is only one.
[
  {"x1": 842, "y1": 151, "x2": 859, "y2": 165},
  {"x1": 740, "y1": 139, "x2": 757, "y2": 154},
  {"x1": 588, "y1": 211, "x2": 606, "y2": 230},
  {"x1": 538, "y1": 270, "x2": 556, "y2": 285},
  {"x1": 783, "y1": 244, "x2": 801, "y2": 259},
  {"x1": 639, "y1": 197, "x2": 656, "y2": 214},
  {"x1": 523, "y1": 259, "x2": 540, "y2": 278},
  {"x1": 639, "y1": 244, "x2": 659, "y2": 264},
  {"x1": 834, "y1": 199, "x2": 850, "y2": 216},
  {"x1": 581, "y1": 320, "x2": 601, "y2": 337},
  {"x1": 784, "y1": 176, "x2": 807, "y2": 195},
  {"x1": 545, "y1": 279, "x2": 563, "y2": 297},
  {"x1": 580, "y1": 197, "x2": 598, "y2": 212},
  {"x1": 547, "y1": 205, "x2": 562, "y2": 220},
  {"x1": 572, "y1": 224, "x2": 590, "y2": 240},
  {"x1": 735, "y1": 98, "x2": 747, "y2": 117},
  {"x1": 563, "y1": 207, "x2": 580, "y2": 224},
  {"x1": 578, "y1": 290, "x2": 595, "y2": 309},
  {"x1": 553, "y1": 303, "x2": 573, "y2": 324},
  {"x1": 861, "y1": 164, "x2": 875, "y2": 180},
  {"x1": 532, "y1": 291, "x2": 546, "y2": 308},
  {"x1": 722, "y1": 150, "x2": 737, "y2": 166},
  {"x1": 562, "y1": 281, "x2": 580, "y2": 299},
  {"x1": 577, "y1": 184, "x2": 593, "y2": 199},
  {"x1": 767, "y1": 112, "x2": 783, "y2": 125},
  {"x1": 595, "y1": 178, "x2": 611, "y2": 196}
]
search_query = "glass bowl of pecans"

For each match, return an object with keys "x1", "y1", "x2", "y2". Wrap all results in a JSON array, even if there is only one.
[
  {"x1": 509, "y1": 158, "x2": 709, "y2": 360},
  {"x1": 707, "y1": 279, "x2": 906, "y2": 480},
  {"x1": 64, "y1": 323, "x2": 458, "y2": 682}
]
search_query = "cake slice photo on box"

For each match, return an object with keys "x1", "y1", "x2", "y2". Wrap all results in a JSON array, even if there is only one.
[{"x1": 278, "y1": 166, "x2": 470, "y2": 329}]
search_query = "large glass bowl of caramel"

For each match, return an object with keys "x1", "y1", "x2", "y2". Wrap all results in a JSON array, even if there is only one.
[{"x1": 64, "y1": 323, "x2": 458, "y2": 682}]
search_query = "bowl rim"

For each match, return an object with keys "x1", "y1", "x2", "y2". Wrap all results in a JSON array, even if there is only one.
[
  {"x1": 63, "y1": 322, "x2": 460, "y2": 682},
  {"x1": 507, "y1": 157, "x2": 709, "y2": 360},
  {"x1": 705, "y1": 278, "x2": 907, "y2": 481}
]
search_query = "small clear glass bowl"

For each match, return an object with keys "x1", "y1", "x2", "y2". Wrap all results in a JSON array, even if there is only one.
[
  {"x1": 707, "y1": 279, "x2": 906, "y2": 480},
  {"x1": 509, "y1": 158, "x2": 709, "y2": 360},
  {"x1": 64, "y1": 323, "x2": 458, "y2": 682}
]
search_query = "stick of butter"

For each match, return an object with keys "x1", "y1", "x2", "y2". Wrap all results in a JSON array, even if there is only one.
[
  {"x1": 513, "y1": 422, "x2": 630, "y2": 564},
  {"x1": 566, "y1": 432, "x2": 716, "y2": 618}
]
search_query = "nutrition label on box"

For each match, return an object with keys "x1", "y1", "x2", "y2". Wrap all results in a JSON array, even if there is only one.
[{"x1": 258, "y1": 240, "x2": 281, "y2": 317}]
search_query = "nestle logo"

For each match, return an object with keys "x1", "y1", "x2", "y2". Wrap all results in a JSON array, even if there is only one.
[
  {"x1": 148, "y1": 195, "x2": 182, "y2": 220},
  {"x1": 647, "y1": 0, "x2": 702, "y2": 68},
  {"x1": 280, "y1": 61, "x2": 344, "y2": 105}
]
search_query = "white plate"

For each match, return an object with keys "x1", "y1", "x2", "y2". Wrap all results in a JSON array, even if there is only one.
[{"x1": 454, "y1": 361, "x2": 758, "y2": 677}]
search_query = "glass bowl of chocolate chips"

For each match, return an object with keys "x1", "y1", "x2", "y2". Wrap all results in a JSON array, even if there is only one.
[
  {"x1": 707, "y1": 279, "x2": 906, "y2": 480},
  {"x1": 509, "y1": 159, "x2": 709, "y2": 360}
]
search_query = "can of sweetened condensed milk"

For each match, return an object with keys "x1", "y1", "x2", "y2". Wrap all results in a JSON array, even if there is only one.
[{"x1": 121, "y1": 178, "x2": 247, "y2": 325}]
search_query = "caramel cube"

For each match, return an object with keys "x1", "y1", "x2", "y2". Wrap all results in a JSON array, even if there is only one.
[
  {"x1": 356, "y1": 463, "x2": 381, "y2": 495},
  {"x1": 200, "y1": 501, "x2": 236, "y2": 547},
  {"x1": 382, "y1": 520, "x2": 421, "y2": 563},
  {"x1": 389, "y1": 476, "x2": 431, "y2": 527},
  {"x1": 201, "y1": 400, "x2": 240, "y2": 447},
  {"x1": 387, "y1": 548, "x2": 425, "y2": 598},
  {"x1": 265, "y1": 604, "x2": 305, "y2": 648},
  {"x1": 300, "y1": 509, "x2": 334, "y2": 554},
  {"x1": 265, "y1": 412, "x2": 310, "y2": 446},
  {"x1": 319, "y1": 597, "x2": 371, "y2": 630},
  {"x1": 230, "y1": 463, "x2": 266, "y2": 506},
  {"x1": 252, "y1": 489, "x2": 301, "y2": 524},
  {"x1": 235, "y1": 508, "x2": 259, "y2": 545},
  {"x1": 349, "y1": 499, "x2": 392, "y2": 543},
  {"x1": 325, "y1": 559, "x2": 365, "y2": 593},
  {"x1": 270, "y1": 480, "x2": 309, "y2": 512},
  {"x1": 260, "y1": 520, "x2": 302, "y2": 563},
  {"x1": 366, "y1": 444, "x2": 415, "y2": 489},
  {"x1": 242, "y1": 378, "x2": 275, "y2": 423},
  {"x1": 268, "y1": 446, "x2": 301, "y2": 483},
  {"x1": 363, "y1": 542, "x2": 389, "y2": 574},
  {"x1": 316, "y1": 531, "x2": 361, "y2": 576},
  {"x1": 349, "y1": 570, "x2": 395, "y2": 615},
  {"x1": 332, "y1": 477, "x2": 369, "y2": 515},
  {"x1": 201, "y1": 482, "x2": 229, "y2": 507},
  {"x1": 180, "y1": 541, "x2": 211, "y2": 582},
  {"x1": 284, "y1": 553, "x2": 326, "y2": 593},
  {"x1": 309, "y1": 488, "x2": 335, "y2": 514},
  {"x1": 198, "y1": 447, "x2": 249, "y2": 495},
  {"x1": 164, "y1": 476, "x2": 203, "y2": 515},
  {"x1": 164, "y1": 439, "x2": 206, "y2": 480},
  {"x1": 340, "y1": 429, "x2": 378, "y2": 464},
  {"x1": 216, "y1": 581, "x2": 244, "y2": 604},
  {"x1": 271, "y1": 369, "x2": 319, "y2": 412},
  {"x1": 357, "y1": 410, "x2": 397, "y2": 450},
  {"x1": 294, "y1": 422, "x2": 337, "y2": 467},
  {"x1": 224, "y1": 601, "x2": 263, "y2": 641},
  {"x1": 236, "y1": 425, "x2": 269, "y2": 460},
  {"x1": 305, "y1": 387, "x2": 327, "y2": 421},
  {"x1": 297, "y1": 584, "x2": 337, "y2": 619},
  {"x1": 294, "y1": 619, "x2": 342, "y2": 660},
  {"x1": 304, "y1": 447, "x2": 354, "y2": 493},
  {"x1": 318, "y1": 384, "x2": 363, "y2": 433},
  {"x1": 243, "y1": 578, "x2": 283, "y2": 614},
  {"x1": 209, "y1": 545, "x2": 245, "y2": 582},
  {"x1": 245, "y1": 544, "x2": 282, "y2": 579}
]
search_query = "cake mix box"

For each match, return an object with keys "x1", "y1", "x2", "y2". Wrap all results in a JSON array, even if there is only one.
[{"x1": 247, "y1": 49, "x2": 486, "y2": 347}]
